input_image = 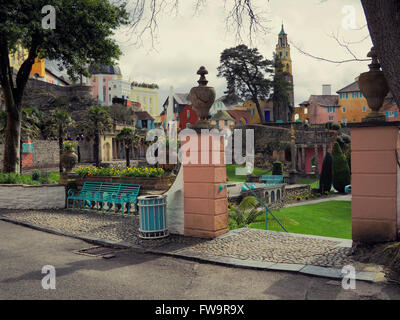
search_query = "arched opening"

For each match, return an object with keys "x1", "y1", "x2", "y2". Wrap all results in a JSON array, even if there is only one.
[
  {"x1": 265, "y1": 191, "x2": 269, "y2": 204},
  {"x1": 277, "y1": 189, "x2": 281, "y2": 200},
  {"x1": 271, "y1": 190, "x2": 275, "y2": 203}
]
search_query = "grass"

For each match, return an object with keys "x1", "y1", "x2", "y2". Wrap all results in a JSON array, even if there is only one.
[
  {"x1": 226, "y1": 164, "x2": 271, "y2": 182},
  {"x1": 248, "y1": 201, "x2": 352, "y2": 239},
  {"x1": 297, "y1": 177, "x2": 319, "y2": 189}
]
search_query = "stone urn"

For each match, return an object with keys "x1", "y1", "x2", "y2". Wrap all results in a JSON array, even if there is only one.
[
  {"x1": 60, "y1": 151, "x2": 78, "y2": 173},
  {"x1": 189, "y1": 66, "x2": 216, "y2": 128},
  {"x1": 358, "y1": 47, "x2": 390, "y2": 122}
]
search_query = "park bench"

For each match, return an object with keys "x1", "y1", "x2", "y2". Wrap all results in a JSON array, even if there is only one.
[
  {"x1": 259, "y1": 175, "x2": 284, "y2": 186},
  {"x1": 67, "y1": 181, "x2": 141, "y2": 217}
]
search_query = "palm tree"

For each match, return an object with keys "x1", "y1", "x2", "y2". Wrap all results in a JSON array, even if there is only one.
[
  {"x1": 228, "y1": 196, "x2": 263, "y2": 229},
  {"x1": 80, "y1": 106, "x2": 112, "y2": 167},
  {"x1": 116, "y1": 127, "x2": 140, "y2": 167},
  {"x1": 46, "y1": 109, "x2": 74, "y2": 173}
]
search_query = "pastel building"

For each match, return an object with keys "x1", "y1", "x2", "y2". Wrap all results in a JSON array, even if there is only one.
[
  {"x1": 87, "y1": 65, "x2": 123, "y2": 106},
  {"x1": 109, "y1": 79, "x2": 131, "y2": 103},
  {"x1": 336, "y1": 81, "x2": 371, "y2": 124},
  {"x1": 210, "y1": 110, "x2": 235, "y2": 130},
  {"x1": 131, "y1": 84, "x2": 159, "y2": 118},
  {"x1": 293, "y1": 85, "x2": 340, "y2": 124}
]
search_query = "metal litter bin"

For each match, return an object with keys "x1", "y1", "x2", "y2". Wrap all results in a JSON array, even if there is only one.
[{"x1": 138, "y1": 195, "x2": 168, "y2": 239}]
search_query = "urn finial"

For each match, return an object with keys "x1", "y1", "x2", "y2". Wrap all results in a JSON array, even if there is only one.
[{"x1": 197, "y1": 66, "x2": 209, "y2": 86}]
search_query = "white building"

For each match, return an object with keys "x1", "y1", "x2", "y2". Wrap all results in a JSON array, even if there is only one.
[{"x1": 108, "y1": 79, "x2": 131, "y2": 104}]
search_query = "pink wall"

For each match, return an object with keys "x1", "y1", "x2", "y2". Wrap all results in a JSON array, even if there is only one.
[
  {"x1": 304, "y1": 146, "x2": 324, "y2": 173},
  {"x1": 351, "y1": 125, "x2": 399, "y2": 242},
  {"x1": 87, "y1": 75, "x2": 115, "y2": 106}
]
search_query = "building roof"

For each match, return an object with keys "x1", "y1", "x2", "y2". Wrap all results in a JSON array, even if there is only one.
[
  {"x1": 211, "y1": 110, "x2": 234, "y2": 121},
  {"x1": 135, "y1": 111, "x2": 154, "y2": 121},
  {"x1": 310, "y1": 95, "x2": 339, "y2": 107},
  {"x1": 279, "y1": 24, "x2": 286, "y2": 35},
  {"x1": 336, "y1": 81, "x2": 360, "y2": 93},
  {"x1": 88, "y1": 64, "x2": 122, "y2": 76},
  {"x1": 226, "y1": 109, "x2": 251, "y2": 121},
  {"x1": 174, "y1": 93, "x2": 191, "y2": 105},
  {"x1": 216, "y1": 94, "x2": 243, "y2": 108}
]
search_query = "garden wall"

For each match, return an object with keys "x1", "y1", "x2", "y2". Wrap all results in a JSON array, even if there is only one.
[{"x1": 0, "y1": 184, "x2": 66, "y2": 209}]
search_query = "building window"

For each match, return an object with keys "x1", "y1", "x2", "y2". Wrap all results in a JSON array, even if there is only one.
[
  {"x1": 342, "y1": 118, "x2": 347, "y2": 125},
  {"x1": 304, "y1": 108, "x2": 308, "y2": 114},
  {"x1": 328, "y1": 107, "x2": 335, "y2": 113},
  {"x1": 224, "y1": 120, "x2": 228, "y2": 127},
  {"x1": 150, "y1": 97, "x2": 152, "y2": 104},
  {"x1": 103, "y1": 78, "x2": 106, "y2": 82},
  {"x1": 360, "y1": 92, "x2": 363, "y2": 98},
  {"x1": 279, "y1": 52, "x2": 282, "y2": 57},
  {"x1": 187, "y1": 110, "x2": 190, "y2": 119},
  {"x1": 362, "y1": 106, "x2": 367, "y2": 112},
  {"x1": 342, "y1": 107, "x2": 346, "y2": 113},
  {"x1": 328, "y1": 116, "x2": 334, "y2": 121}
]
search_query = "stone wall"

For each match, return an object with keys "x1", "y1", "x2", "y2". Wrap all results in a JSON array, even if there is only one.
[
  {"x1": 0, "y1": 184, "x2": 66, "y2": 209},
  {"x1": 0, "y1": 140, "x2": 59, "y2": 171}
]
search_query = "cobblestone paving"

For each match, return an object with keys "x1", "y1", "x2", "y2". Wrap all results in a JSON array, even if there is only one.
[{"x1": 0, "y1": 209, "x2": 356, "y2": 268}]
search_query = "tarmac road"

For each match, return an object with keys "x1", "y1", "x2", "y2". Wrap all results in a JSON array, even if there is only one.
[{"x1": 0, "y1": 220, "x2": 399, "y2": 300}]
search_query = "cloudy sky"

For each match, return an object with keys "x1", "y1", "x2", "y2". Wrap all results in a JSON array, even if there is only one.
[{"x1": 115, "y1": 0, "x2": 372, "y2": 113}]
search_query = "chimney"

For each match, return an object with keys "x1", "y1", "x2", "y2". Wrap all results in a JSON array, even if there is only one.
[{"x1": 322, "y1": 84, "x2": 331, "y2": 95}]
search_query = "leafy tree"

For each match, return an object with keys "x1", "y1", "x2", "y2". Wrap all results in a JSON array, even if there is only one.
[
  {"x1": 272, "y1": 54, "x2": 293, "y2": 122},
  {"x1": 228, "y1": 196, "x2": 263, "y2": 229},
  {"x1": 346, "y1": 149, "x2": 351, "y2": 174},
  {"x1": 45, "y1": 109, "x2": 74, "y2": 173},
  {"x1": 319, "y1": 152, "x2": 333, "y2": 193},
  {"x1": 116, "y1": 127, "x2": 140, "y2": 168},
  {"x1": 217, "y1": 44, "x2": 273, "y2": 122},
  {"x1": 332, "y1": 142, "x2": 351, "y2": 193},
  {"x1": 0, "y1": 0, "x2": 128, "y2": 172},
  {"x1": 80, "y1": 106, "x2": 112, "y2": 167},
  {"x1": 21, "y1": 107, "x2": 43, "y2": 140}
]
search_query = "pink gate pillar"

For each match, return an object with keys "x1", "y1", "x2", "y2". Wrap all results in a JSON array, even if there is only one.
[
  {"x1": 183, "y1": 132, "x2": 229, "y2": 238},
  {"x1": 351, "y1": 124, "x2": 400, "y2": 242}
]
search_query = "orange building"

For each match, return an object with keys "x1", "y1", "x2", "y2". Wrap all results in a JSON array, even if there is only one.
[{"x1": 336, "y1": 80, "x2": 371, "y2": 124}]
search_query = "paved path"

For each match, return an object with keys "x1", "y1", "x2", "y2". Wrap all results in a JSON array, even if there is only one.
[
  {"x1": 285, "y1": 194, "x2": 351, "y2": 208},
  {"x1": 1, "y1": 220, "x2": 399, "y2": 300},
  {"x1": 0, "y1": 207, "x2": 383, "y2": 282}
]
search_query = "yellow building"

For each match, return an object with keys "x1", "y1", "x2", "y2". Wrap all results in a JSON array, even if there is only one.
[
  {"x1": 242, "y1": 99, "x2": 273, "y2": 123},
  {"x1": 336, "y1": 80, "x2": 371, "y2": 124},
  {"x1": 131, "y1": 84, "x2": 159, "y2": 118}
]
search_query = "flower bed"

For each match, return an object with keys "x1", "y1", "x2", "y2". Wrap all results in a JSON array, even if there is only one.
[
  {"x1": 72, "y1": 166, "x2": 173, "y2": 191},
  {"x1": 74, "y1": 166, "x2": 165, "y2": 178}
]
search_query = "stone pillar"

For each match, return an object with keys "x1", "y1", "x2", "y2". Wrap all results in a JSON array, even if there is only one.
[
  {"x1": 301, "y1": 146, "x2": 306, "y2": 173},
  {"x1": 351, "y1": 124, "x2": 400, "y2": 242},
  {"x1": 183, "y1": 132, "x2": 228, "y2": 238},
  {"x1": 322, "y1": 144, "x2": 327, "y2": 158}
]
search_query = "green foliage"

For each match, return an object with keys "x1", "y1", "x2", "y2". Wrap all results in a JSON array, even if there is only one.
[
  {"x1": 32, "y1": 169, "x2": 41, "y2": 181},
  {"x1": 272, "y1": 161, "x2": 283, "y2": 176},
  {"x1": 217, "y1": 44, "x2": 273, "y2": 121},
  {"x1": 325, "y1": 122, "x2": 341, "y2": 131},
  {"x1": 131, "y1": 82, "x2": 159, "y2": 89},
  {"x1": 73, "y1": 166, "x2": 165, "y2": 178},
  {"x1": 228, "y1": 196, "x2": 263, "y2": 229},
  {"x1": 319, "y1": 152, "x2": 333, "y2": 193},
  {"x1": 332, "y1": 142, "x2": 351, "y2": 193},
  {"x1": 80, "y1": 106, "x2": 113, "y2": 138},
  {"x1": 116, "y1": 127, "x2": 140, "y2": 148},
  {"x1": 346, "y1": 148, "x2": 351, "y2": 173}
]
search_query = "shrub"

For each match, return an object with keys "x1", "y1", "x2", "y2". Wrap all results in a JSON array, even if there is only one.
[
  {"x1": 346, "y1": 149, "x2": 351, "y2": 173},
  {"x1": 332, "y1": 142, "x2": 351, "y2": 193},
  {"x1": 272, "y1": 161, "x2": 283, "y2": 176},
  {"x1": 319, "y1": 152, "x2": 333, "y2": 193},
  {"x1": 296, "y1": 196, "x2": 301, "y2": 201},
  {"x1": 32, "y1": 169, "x2": 41, "y2": 181}
]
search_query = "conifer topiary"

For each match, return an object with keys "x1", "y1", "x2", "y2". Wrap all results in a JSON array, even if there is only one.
[
  {"x1": 332, "y1": 142, "x2": 351, "y2": 193},
  {"x1": 319, "y1": 152, "x2": 333, "y2": 193}
]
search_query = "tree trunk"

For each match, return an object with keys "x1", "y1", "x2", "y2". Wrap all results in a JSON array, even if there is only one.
[
  {"x1": 361, "y1": 0, "x2": 400, "y2": 107},
  {"x1": 254, "y1": 99, "x2": 264, "y2": 123},
  {"x1": 3, "y1": 107, "x2": 21, "y2": 173},
  {"x1": 94, "y1": 133, "x2": 100, "y2": 167},
  {"x1": 125, "y1": 147, "x2": 130, "y2": 167},
  {"x1": 58, "y1": 126, "x2": 63, "y2": 173}
]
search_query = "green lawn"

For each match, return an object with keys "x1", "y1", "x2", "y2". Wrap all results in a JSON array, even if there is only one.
[
  {"x1": 248, "y1": 201, "x2": 352, "y2": 239},
  {"x1": 297, "y1": 177, "x2": 319, "y2": 189},
  {"x1": 226, "y1": 164, "x2": 271, "y2": 182}
]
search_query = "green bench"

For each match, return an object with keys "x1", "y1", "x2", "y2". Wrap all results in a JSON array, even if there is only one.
[
  {"x1": 259, "y1": 175, "x2": 284, "y2": 185},
  {"x1": 67, "y1": 182, "x2": 141, "y2": 217}
]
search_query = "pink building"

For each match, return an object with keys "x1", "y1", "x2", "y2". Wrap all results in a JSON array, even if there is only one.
[
  {"x1": 86, "y1": 65, "x2": 122, "y2": 106},
  {"x1": 299, "y1": 94, "x2": 340, "y2": 125},
  {"x1": 382, "y1": 93, "x2": 400, "y2": 122}
]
